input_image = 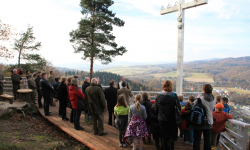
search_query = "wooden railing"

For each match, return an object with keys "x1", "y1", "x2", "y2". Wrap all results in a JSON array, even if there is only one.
[
  {"x1": 220, "y1": 120, "x2": 250, "y2": 150},
  {"x1": 3, "y1": 77, "x2": 28, "y2": 90}
]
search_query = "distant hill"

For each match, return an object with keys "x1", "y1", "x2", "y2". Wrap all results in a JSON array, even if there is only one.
[{"x1": 183, "y1": 56, "x2": 250, "y2": 88}]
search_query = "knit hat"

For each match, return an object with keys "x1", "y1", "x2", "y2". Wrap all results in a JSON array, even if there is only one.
[{"x1": 215, "y1": 103, "x2": 224, "y2": 109}]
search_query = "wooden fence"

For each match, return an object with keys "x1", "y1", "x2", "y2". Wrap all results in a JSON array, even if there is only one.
[{"x1": 3, "y1": 77, "x2": 28, "y2": 90}]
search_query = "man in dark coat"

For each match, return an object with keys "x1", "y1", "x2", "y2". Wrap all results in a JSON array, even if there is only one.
[
  {"x1": 28, "y1": 74, "x2": 37, "y2": 104},
  {"x1": 41, "y1": 73, "x2": 54, "y2": 116},
  {"x1": 82, "y1": 77, "x2": 91, "y2": 124},
  {"x1": 35, "y1": 71, "x2": 43, "y2": 108},
  {"x1": 104, "y1": 80, "x2": 118, "y2": 126},
  {"x1": 85, "y1": 78, "x2": 108, "y2": 136},
  {"x1": 48, "y1": 71, "x2": 56, "y2": 106},
  {"x1": 0, "y1": 69, "x2": 4, "y2": 95},
  {"x1": 11, "y1": 69, "x2": 22, "y2": 100}
]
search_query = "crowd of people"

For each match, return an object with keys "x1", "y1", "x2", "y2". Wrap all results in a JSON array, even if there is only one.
[{"x1": 5, "y1": 69, "x2": 234, "y2": 150}]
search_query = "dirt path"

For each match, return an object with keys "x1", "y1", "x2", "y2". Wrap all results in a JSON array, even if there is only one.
[{"x1": 0, "y1": 113, "x2": 89, "y2": 150}]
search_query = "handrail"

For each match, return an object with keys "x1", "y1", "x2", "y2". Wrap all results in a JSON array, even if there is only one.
[
  {"x1": 3, "y1": 77, "x2": 28, "y2": 89},
  {"x1": 220, "y1": 120, "x2": 250, "y2": 150}
]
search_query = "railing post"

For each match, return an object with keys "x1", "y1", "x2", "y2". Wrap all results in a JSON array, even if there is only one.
[{"x1": 237, "y1": 126, "x2": 248, "y2": 150}]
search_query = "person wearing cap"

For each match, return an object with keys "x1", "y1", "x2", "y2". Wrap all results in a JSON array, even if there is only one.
[{"x1": 211, "y1": 103, "x2": 232, "y2": 146}]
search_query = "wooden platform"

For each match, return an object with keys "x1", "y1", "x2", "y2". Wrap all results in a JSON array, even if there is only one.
[{"x1": 36, "y1": 99, "x2": 199, "y2": 150}]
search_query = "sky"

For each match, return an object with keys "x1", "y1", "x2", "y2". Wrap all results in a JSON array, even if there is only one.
[{"x1": 0, "y1": 0, "x2": 250, "y2": 70}]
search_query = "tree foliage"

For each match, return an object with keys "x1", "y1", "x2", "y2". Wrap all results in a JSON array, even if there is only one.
[
  {"x1": 13, "y1": 25, "x2": 41, "y2": 68},
  {"x1": 0, "y1": 20, "x2": 16, "y2": 60},
  {"x1": 69, "y1": 0, "x2": 127, "y2": 79}
]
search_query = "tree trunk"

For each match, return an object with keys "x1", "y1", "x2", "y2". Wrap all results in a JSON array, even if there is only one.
[
  {"x1": 90, "y1": 56, "x2": 94, "y2": 81},
  {"x1": 18, "y1": 50, "x2": 21, "y2": 68}
]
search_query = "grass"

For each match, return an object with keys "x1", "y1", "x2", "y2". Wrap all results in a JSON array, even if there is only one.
[
  {"x1": 146, "y1": 72, "x2": 177, "y2": 78},
  {"x1": 33, "y1": 135, "x2": 46, "y2": 141},
  {"x1": 102, "y1": 67, "x2": 150, "y2": 75},
  {"x1": 185, "y1": 73, "x2": 211, "y2": 78},
  {"x1": 0, "y1": 143, "x2": 21, "y2": 150},
  {"x1": 184, "y1": 73, "x2": 214, "y2": 83}
]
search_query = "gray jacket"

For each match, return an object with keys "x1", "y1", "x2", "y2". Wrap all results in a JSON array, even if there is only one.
[
  {"x1": 193, "y1": 93, "x2": 216, "y2": 130},
  {"x1": 128, "y1": 104, "x2": 147, "y2": 123}
]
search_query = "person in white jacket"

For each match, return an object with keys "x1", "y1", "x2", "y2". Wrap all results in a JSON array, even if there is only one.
[{"x1": 117, "y1": 77, "x2": 129, "y2": 89}]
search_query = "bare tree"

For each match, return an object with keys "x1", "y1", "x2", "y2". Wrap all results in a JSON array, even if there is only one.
[{"x1": 0, "y1": 20, "x2": 16, "y2": 60}]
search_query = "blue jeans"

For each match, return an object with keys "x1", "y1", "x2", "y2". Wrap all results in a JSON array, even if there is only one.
[
  {"x1": 73, "y1": 109, "x2": 82, "y2": 129},
  {"x1": 189, "y1": 125, "x2": 194, "y2": 143}
]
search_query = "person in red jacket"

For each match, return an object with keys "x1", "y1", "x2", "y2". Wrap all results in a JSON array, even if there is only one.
[
  {"x1": 68, "y1": 78, "x2": 85, "y2": 130},
  {"x1": 181, "y1": 101, "x2": 192, "y2": 145},
  {"x1": 211, "y1": 103, "x2": 233, "y2": 146}
]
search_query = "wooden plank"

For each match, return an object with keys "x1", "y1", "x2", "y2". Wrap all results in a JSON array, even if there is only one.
[
  {"x1": 36, "y1": 99, "x2": 200, "y2": 150},
  {"x1": 182, "y1": 0, "x2": 208, "y2": 10},
  {"x1": 38, "y1": 107, "x2": 114, "y2": 150},
  {"x1": 0, "y1": 94, "x2": 14, "y2": 99}
]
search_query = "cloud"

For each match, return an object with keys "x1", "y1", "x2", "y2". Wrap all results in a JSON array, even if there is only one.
[{"x1": 0, "y1": 0, "x2": 249, "y2": 70}]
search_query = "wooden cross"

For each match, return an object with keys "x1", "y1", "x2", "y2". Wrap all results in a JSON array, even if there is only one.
[{"x1": 160, "y1": 0, "x2": 208, "y2": 95}]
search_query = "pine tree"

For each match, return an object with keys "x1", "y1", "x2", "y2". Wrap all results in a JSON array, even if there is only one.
[
  {"x1": 13, "y1": 25, "x2": 41, "y2": 68},
  {"x1": 69, "y1": 0, "x2": 127, "y2": 79}
]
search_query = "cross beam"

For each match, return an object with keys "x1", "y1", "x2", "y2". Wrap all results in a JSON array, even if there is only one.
[
  {"x1": 160, "y1": 0, "x2": 208, "y2": 15},
  {"x1": 160, "y1": 0, "x2": 208, "y2": 95}
]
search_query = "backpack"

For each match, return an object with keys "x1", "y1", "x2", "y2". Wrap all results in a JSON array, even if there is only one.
[
  {"x1": 223, "y1": 105, "x2": 230, "y2": 114},
  {"x1": 190, "y1": 98, "x2": 208, "y2": 125},
  {"x1": 53, "y1": 85, "x2": 60, "y2": 99}
]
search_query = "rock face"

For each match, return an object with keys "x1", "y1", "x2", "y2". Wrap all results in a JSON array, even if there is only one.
[{"x1": 0, "y1": 102, "x2": 29, "y2": 117}]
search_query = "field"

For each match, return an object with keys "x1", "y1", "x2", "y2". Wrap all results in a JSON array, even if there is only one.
[
  {"x1": 184, "y1": 73, "x2": 214, "y2": 83},
  {"x1": 102, "y1": 67, "x2": 161, "y2": 76},
  {"x1": 103, "y1": 67, "x2": 214, "y2": 83},
  {"x1": 102, "y1": 67, "x2": 149, "y2": 75},
  {"x1": 215, "y1": 87, "x2": 250, "y2": 95},
  {"x1": 145, "y1": 72, "x2": 177, "y2": 78}
]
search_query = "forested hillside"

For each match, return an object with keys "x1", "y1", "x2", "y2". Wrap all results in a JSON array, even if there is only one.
[
  {"x1": 93, "y1": 71, "x2": 152, "y2": 91},
  {"x1": 183, "y1": 56, "x2": 250, "y2": 88}
]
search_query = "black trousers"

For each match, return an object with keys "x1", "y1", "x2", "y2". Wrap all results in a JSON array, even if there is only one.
[
  {"x1": 59, "y1": 101, "x2": 62, "y2": 115},
  {"x1": 70, "y1": 109, "x2": 74, "y2": 123},
  {"x1": 43, "y1": 95, "x2": 51, "y2": 115},
  {"x1": 179, "y1": 124, "x2": 183, "y2": 138},
  {"x1": 73, "y1": 109, "x2": 82, "y2": 129},
  {"x1": 119, "y1": 131, "x2": 126, "y2": 144},
  {"x1": 159, "y1": 121, "x2": 176, "y2": 150},
  {"x1": 13, "y1": 85, "x2": 20, "y2": 100},
  {"x1": 183, "y1": 129, "x2": 189, "y2": 142},
  {"x1": 37, "y1": 90, "x2": 42, "y2": 107},
  {"x1": 61, "y1": 101, "x2": 67, "y2": 119},
  {"x1": 193, "y1": 129, "x2": 211, "y2": 150},
  {"x1": 108, "y1": 108, "x2": 115, "y2": 126}
]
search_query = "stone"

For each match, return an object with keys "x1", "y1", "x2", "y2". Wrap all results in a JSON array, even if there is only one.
[{"x1": 0, "y1": 102, "x2": 29, "y2": 117}]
